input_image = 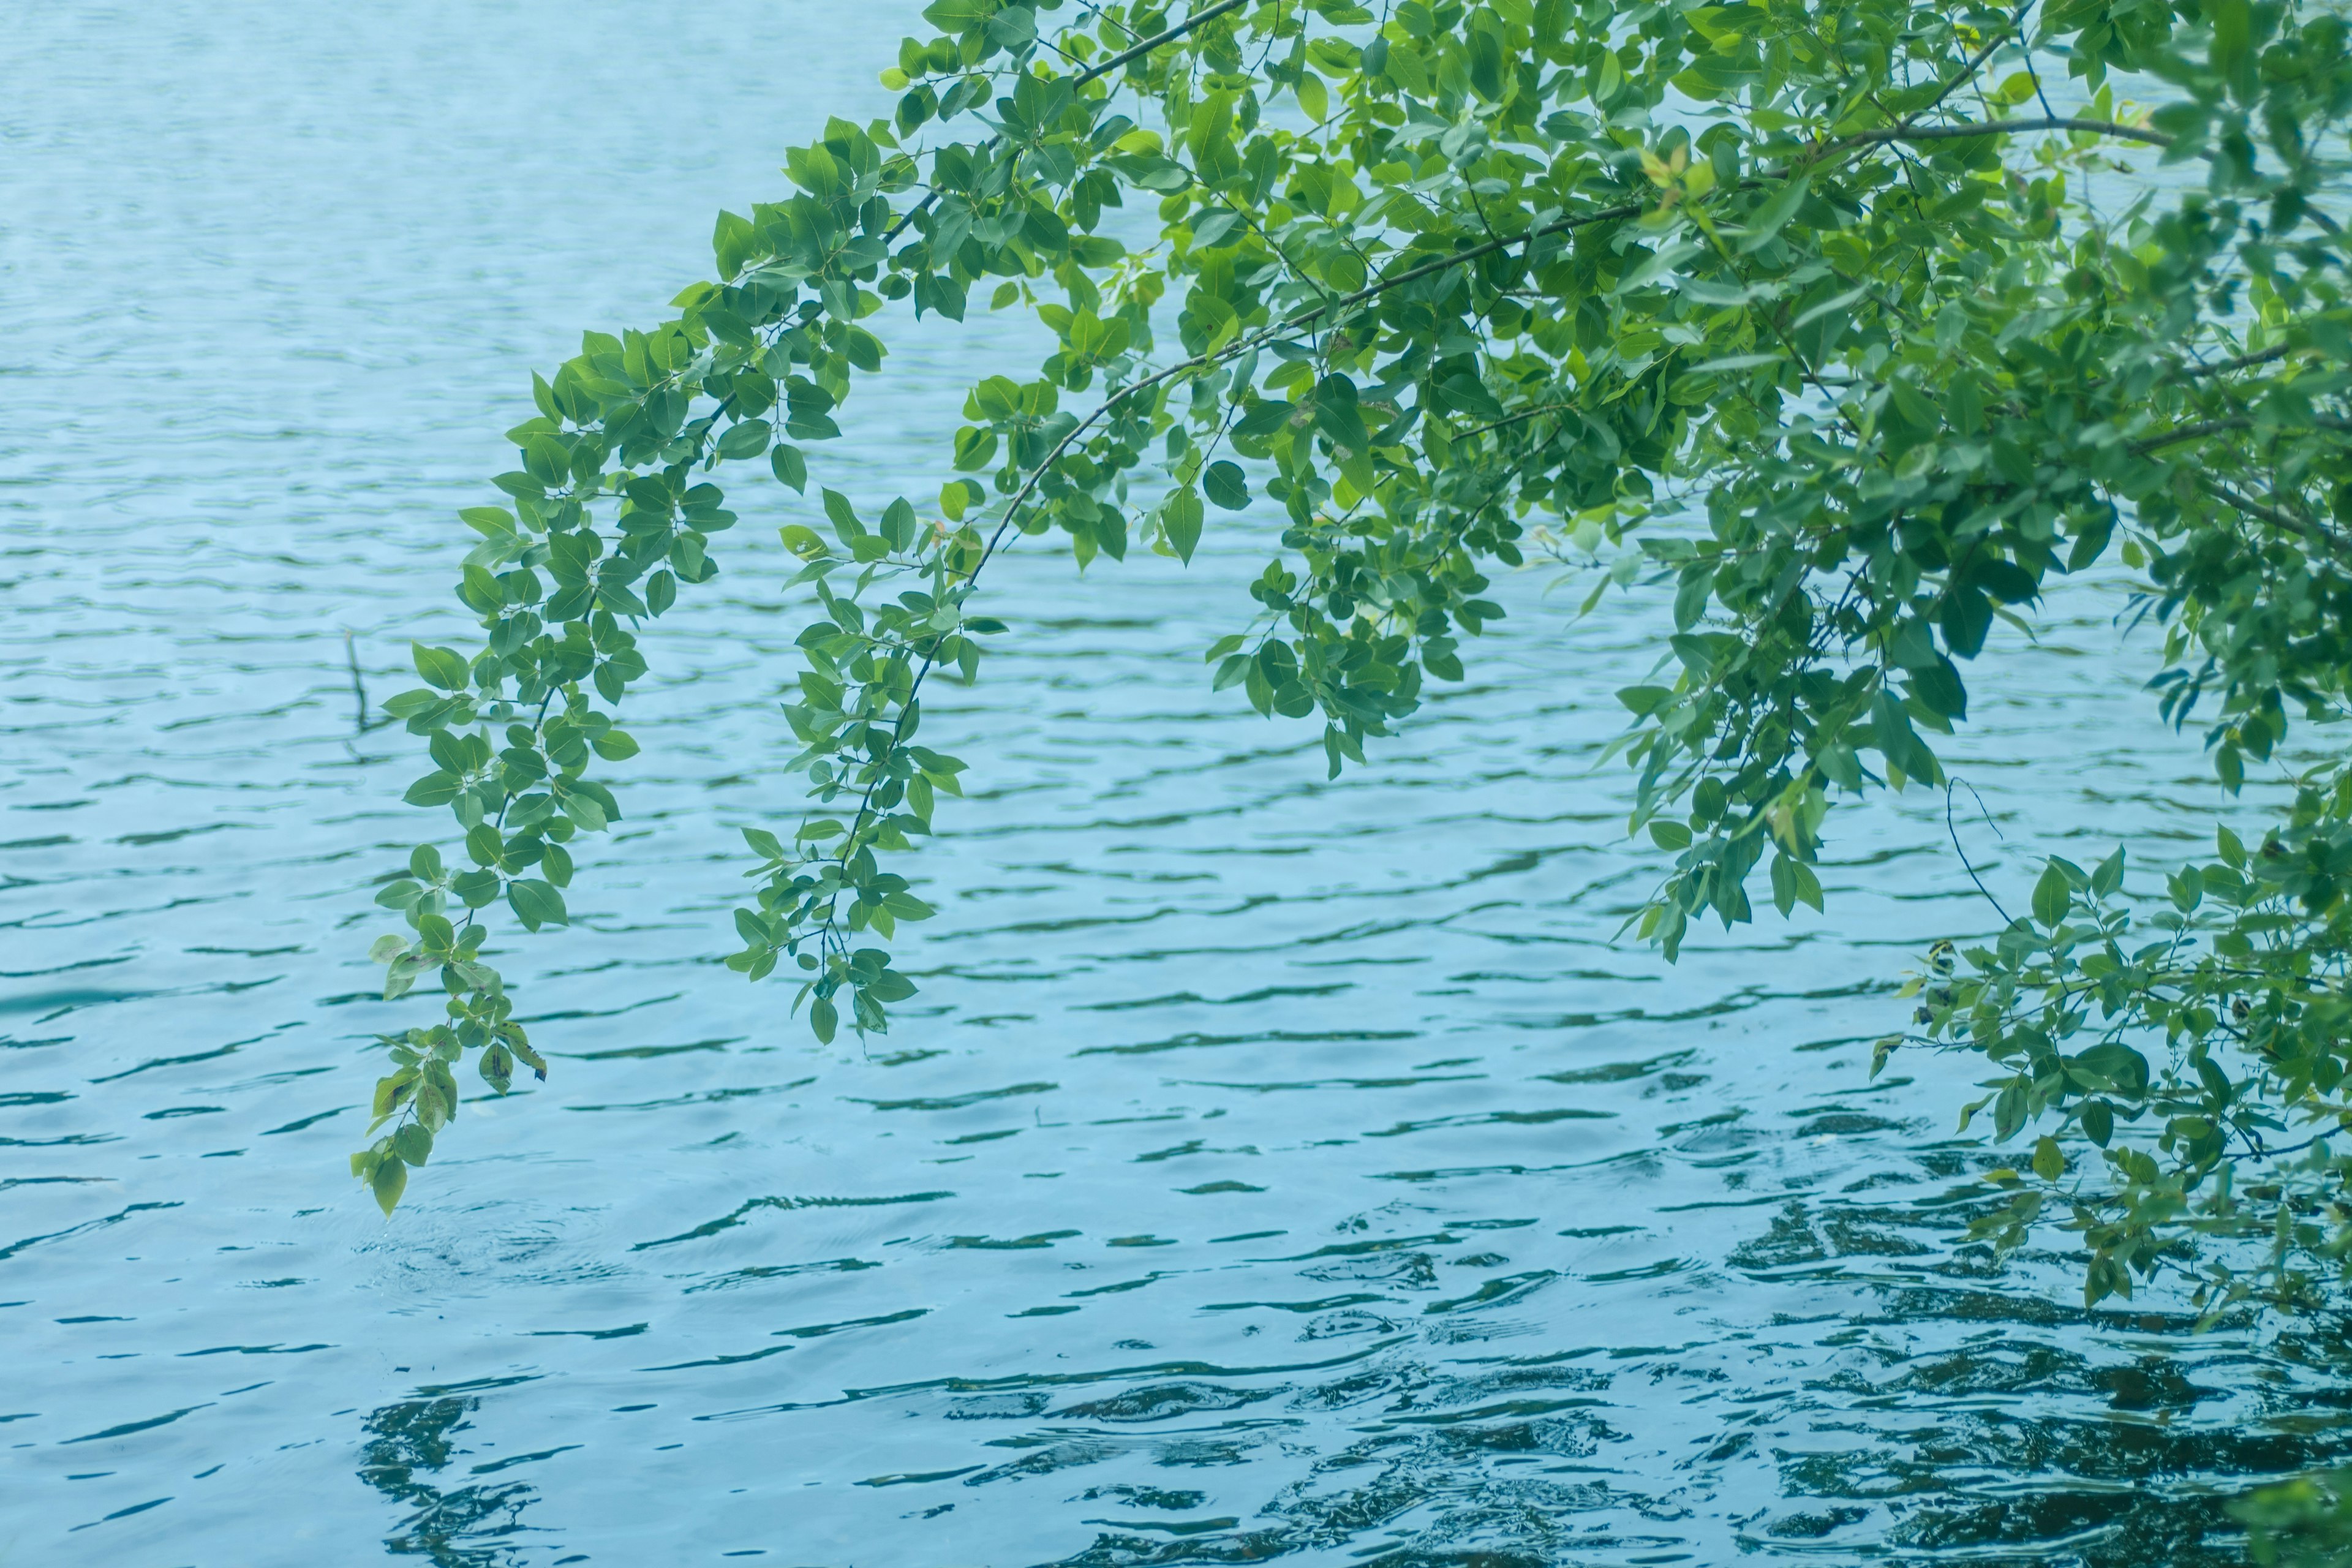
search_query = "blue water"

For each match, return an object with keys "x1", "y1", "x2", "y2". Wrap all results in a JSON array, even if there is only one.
[{"x1": 6, "y1": 5, "x2": 2350, "y2": 1564}]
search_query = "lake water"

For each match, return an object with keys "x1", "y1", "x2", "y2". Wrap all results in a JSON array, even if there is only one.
[{"x1": 6, "y1": 5, "x2": 2350, "y2": 1564}]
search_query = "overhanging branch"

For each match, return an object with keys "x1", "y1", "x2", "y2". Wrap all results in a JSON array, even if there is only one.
[{"x1": 1830, "y1": 115, "x2": 2174, "y2": 153}]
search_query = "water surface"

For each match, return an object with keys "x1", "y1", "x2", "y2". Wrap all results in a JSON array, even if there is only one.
[{"x1": 6, "y1": 6, "x2": 2348, "y2": 1564}]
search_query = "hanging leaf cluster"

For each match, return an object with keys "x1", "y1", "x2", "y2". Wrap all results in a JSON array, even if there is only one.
[{"x1": 356, "y1": 0, "x2": 2352, "y2": 1321}]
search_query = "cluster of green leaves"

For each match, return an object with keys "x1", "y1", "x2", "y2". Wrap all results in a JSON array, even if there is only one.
[
  {"x1": 2239, "y1": 1464, "x2": 2352, "y2": 1566},
  {"x1": 1923, "y1": 798, "x2": 2352, "y2": 1315},
  {"x1": 363, "y1": 0, "x2": 2352, "y2": 1349}
]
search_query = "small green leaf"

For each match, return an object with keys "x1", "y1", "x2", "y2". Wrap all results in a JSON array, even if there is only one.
[
  {"x1": 1203, "y1": 461, "x2": 1250, "y2": 511},
  {"x1": 810, "y1": 995, "x2": 839, "y2": 1044},
  {"x1": 412, "y1": 644, "x2": 472, "y2": 692},
  {"x1": 371, "y1": 1155, "x2": 408, "y2": 1216},
  {"x1": 403, "y1": 772, "x2": 464, "y2": 808},
  {"x1": 2030, "y1": 1135, "x2": 2065, "y2": 1182},
  {"x1": 822, "y1": 488, "x2": 862, "y2": 539},
  {"x1": 524, "y1": 435, "x2": 570, "y2": 488},
  {"x1": 716, "y1": 418, "x2": 773, "y2": 461},
  {"x1": 450, "y1": 869, "x2": 502, "y2": 907},
  {"x1": 1163, "y1": 486, "x2": 1204, "y2": 564},
  {"x1": 507, "y1": 878, "x2": 569, "y2": 932},
  {"x1": 1297, "y1": 71, "x2": 1328, "y2": 122},
  {"x1": 772, "y1": 443, "x2": 809, "y2": 492},
  {"x1": 867, "y1": 970, "x2": 918, "y2": 1003},
  {"x1": 2032, "y1": 862, "x2": 2071, "y2": 929},
  {"x1": 1738, "y1": 175, "x2": 1809, "y2": 252}
]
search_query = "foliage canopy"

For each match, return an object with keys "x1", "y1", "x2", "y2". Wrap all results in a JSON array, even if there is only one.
[{"x1": 358, "y1": 0, "x2": 2352, "y2": 1328}]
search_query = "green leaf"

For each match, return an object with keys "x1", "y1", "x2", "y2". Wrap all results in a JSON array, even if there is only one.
[
  {"x1": 716, "y1": 418, "x2": 773, "y2": 461},
  {"x1": 771, "y1": 443, "x2": 809, "y2": 492},
  {"x1": 2075, "y1": 1042, "x2": 2150, "y2": 1098},
  {"x1": 1909, "y1": 658, "x2": 1967, "y2": 722},
  {"x1": 524, "y1": 435, "x2": 570, "y2": 488},
  {"x1": 1163, "y1": 486, "x2": 1204, "y2": 564},
  {"x1": 1234, "y1": 399, "x2": 1294, "y2": 437},
  {"x1": 2032, "y1": 862, "x2": 2071, "y2": 929},
  {"x1": 822, "y1": 488, "x2": 862, "y2": 540},
  {"x1": 507, "y1": 878, "x2": 569, "y2": 932},
  {"x1": 2090, "y1": 845, "x2": 2125, "y2": 900},
  {"x1": 371, "y1": 1155, "x2": 408, "y2": 1216},
  {"x1": 865, "y1": 970, "x2": 918, "y2": 1003},
  {"x1": 1736, "y1": 176, "x2": 1809, "y2": 252},
  {"x1": 1296, "y1": 71, "x2": 1328, "y2": 123},
  {"x1": 1313, "y1": 375, "x2": 1370, "y2": 451},
  {"x1": 882, "y1": 891, "x2": 935, "y2": 921},
  {"x1": 450, "y1": 869, "x2": 502, "y2": 907},
  {"x1": 1202, "y1": 461, "x2": 1251, "y2": 511},
  {"x1": 2209, "y1": 0, "x2": 2253, "y2": 98},
  {"x1": 2030, "y1": 1136, "x2": 2065, "y2": 1182},
  {"x1": 810, "y1": 995, "x2": 839, "y2": 1044},
  {"x1": 402, "y1": 772, "x2": 464, "y2": 808},
  {"x1": 412, "y1": 644, "x2": 471, "y2": 692}
]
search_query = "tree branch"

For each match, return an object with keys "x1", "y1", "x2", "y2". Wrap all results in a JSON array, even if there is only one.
[
  {"x1": 882, "y1": 0, "x2": 1255, "y2": 246},
  {"x1": 1828, "y1": 115, "x2": 2173, "y2": 155},
  {"x1": 2185, "y1": 344, "x2": 2293, "y2": 379},
  {"x1": 1899, "y1": 3, "x2": 2036, "y2": 131},
  {"x1": 2196, "y1": 474, "x2": 2341, "y2": 548},
  {"x1": 2132, "y1": 413, "x2": 2352, "y2": 454},
  {"x1": 1946, "y1": 778, "x2": 2015, "y2": 926}
]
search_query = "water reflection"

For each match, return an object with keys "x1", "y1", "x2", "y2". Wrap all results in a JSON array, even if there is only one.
[{"x1": 358, "y1": 1394, "x2": 543, "y2": 1567}]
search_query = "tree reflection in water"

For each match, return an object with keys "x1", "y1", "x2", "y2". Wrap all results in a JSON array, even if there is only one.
[{"x1": 356, "y1": 1394, "x2": 543, "y2": 1567}]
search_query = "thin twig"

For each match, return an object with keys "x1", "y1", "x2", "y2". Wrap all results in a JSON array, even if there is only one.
[
  {"x1": 880, "y1": 0, "x2": 1254, "y2": 248},
  {"x1": 2198, "y1": 474, "x2": 2340, "y2": 548},
  {"x1": 1458, "y1": 402, "x2": 1576, "y2": 441},
  {"x1": 1945, "y1": 778, "x2": 2014, "y2": 925},
  {"x1": 2132, "y1": 413, "x2": 2352, "y2": 454},
  {"x1": 1824, "y1": 116, "x2": 2173, "y2": 156},
  {"x1": 2185, "y1": 344, "x2": 2293, "y2": 379},
  {"x1": 1899, "y1": 4, "x2": 2035, "y2": 131}
]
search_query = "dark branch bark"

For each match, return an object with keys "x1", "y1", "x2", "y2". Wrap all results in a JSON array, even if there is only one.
[
  {"x1": 2133, "y1": 414, "x2": 2352, "y2": 454},
  {"x1": 2197, "y1": 475, "x2": 2342, "y2": 551},
  {"x1": 2185, "y1": 344, "x2": 2293, "y2": 379}
]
